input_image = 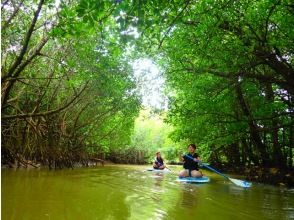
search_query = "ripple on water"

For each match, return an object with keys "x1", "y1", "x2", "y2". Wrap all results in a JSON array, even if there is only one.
[{"x1": 154, "y1": 208, "x2": 167, "y2": 219}]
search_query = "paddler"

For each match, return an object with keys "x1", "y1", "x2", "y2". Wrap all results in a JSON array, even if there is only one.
[
  {"x1": 153, "y1": 151, "x2": 166, "y2": 170},
  {"x1": 179, "y1": 144, "x2": 203, "y2": 177}
]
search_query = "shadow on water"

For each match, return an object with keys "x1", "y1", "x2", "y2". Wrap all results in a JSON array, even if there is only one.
[{"x1": 2, "y1": 165, "x2": 294, "y2": 220}]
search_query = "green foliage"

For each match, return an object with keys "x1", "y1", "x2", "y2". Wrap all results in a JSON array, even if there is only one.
[
  {"x1": 126, "y1": 108, "x2": 183, "y2": 162},
  {"x1": 1, "y1": 0, "x2": 141, "y2": 167},
  {"x1": 1, "y1": 0, "x2": 293, "y2": 169},
  {"x1": 126, "y1": 0, "x2": 294, "y2": 167}
]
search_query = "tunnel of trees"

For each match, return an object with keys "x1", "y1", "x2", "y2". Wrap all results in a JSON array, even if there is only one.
[{"x1": 1, "y1": 0, "x2": 293, "y2": 184}]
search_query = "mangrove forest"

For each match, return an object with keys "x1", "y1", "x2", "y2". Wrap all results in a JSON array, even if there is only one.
[{"x1": 1, "y1": 0, "x2": 294, "y2": 188}]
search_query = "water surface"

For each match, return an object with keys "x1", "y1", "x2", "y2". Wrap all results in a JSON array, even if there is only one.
[{"x1": 2, "y1": 165, "x2": 294, "y2": 220}]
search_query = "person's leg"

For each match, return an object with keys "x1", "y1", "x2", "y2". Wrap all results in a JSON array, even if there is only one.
[
  {"x1": 159, "y1": 165, "x2": 165, "y2": 170},
  {"x1": 179, "y1": 170, "x2": 188, "y2": 177},
  {"x1": 153, "y1": 165, "x2": 159, "y2": 169},
  {"x1": 191, "y1": 170, "x2": 203, "y2": 177}
]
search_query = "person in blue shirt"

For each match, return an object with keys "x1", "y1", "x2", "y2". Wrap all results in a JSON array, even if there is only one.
[
  {"x1": 153, "y1": 151, "x2": 166, "y2": 170},
  {"x1": 179, "y1": 144, "x2": 203, "y2": 177}
]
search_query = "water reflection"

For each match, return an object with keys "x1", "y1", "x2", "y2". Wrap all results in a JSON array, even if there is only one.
[
  {"x1": 151, "y1": 173, "x2": 168, "y2": 219},
  {"x1": 2, "y1": 168, "x2": 132, "y2": 220},
  {"x1": 179, "y1": 184, "x2": 199, "y2": 209},
  {"x1": 153, "y1": 173, "x2": 164, "y2": 190}
]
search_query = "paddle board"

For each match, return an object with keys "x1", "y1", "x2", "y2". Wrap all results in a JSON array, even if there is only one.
[
  {"x1": 146, "y1": 168, "x2": 171, "y2": 173},
  {"x1": 177, "y1": 176, "x2": 210, "y2": 183}
]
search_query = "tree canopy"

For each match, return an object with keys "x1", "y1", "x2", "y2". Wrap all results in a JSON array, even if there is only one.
[
  {"x1": 126, "y1": 0, "x2": 294, "y2": 168},
  {"x1": 1, "y1": 0, "x2": 293, "y2": 171}
]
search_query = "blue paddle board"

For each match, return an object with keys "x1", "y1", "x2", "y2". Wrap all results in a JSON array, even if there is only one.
[{"x1": 177, "y1": 176, "x2": 210, "y2": 183}]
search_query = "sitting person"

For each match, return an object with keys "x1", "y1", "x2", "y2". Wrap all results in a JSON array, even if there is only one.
[
  {"x1": 153, "y1": 152, "x2": 166, "y2": 170},
  {"x1": 179, "y1": 144, "x2": 203, "y2": 177}
]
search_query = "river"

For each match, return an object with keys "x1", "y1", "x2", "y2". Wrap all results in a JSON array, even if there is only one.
[{"x1": 2, "y1": 165, "x2": 294, "y2": 220}]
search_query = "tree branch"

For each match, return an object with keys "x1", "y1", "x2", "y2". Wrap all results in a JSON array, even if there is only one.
[
  {"x1": 2, "y1": 84, "x2": 88, "y2": 120},
  {"x1": 2, "y1": 0, "x2": 25, "y2": 31},
  {"x1": 3, "y1": 0, "x2": 45, "y2": 80},
  {"x1": 158, "y1": 0, "x2": 191, "y2": 49}
]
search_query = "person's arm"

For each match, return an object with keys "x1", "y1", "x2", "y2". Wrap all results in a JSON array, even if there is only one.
[
  {"x1": 193, "y1": 154, "x2": 201, "y2": 162},
  {"x1": 184, "y1": 155, "x2": 194, "y2": 166},
  {"x1": 161, "y1": 159, "x2": 164, "y2": 166},
  {"x1": 182, "y1": 155, "x2": 187, "y2": 162},
  {"x1": 183, "y1": 154, "x2": 201, "y2": 163}
]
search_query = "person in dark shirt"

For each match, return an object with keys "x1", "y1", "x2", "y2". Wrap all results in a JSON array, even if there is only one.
[
  {"x1": 179, "y1": 144, "x2": 203, "y2": 177},
  {"x1": 153, "y1": 152, "x2": 166, "y2": 170}
]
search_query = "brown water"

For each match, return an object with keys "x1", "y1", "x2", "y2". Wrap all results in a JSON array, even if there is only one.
[{"x1": 2, "y1": 165, "x2": 294, "y2": 220}]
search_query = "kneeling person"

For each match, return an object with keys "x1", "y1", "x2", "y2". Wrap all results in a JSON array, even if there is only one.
[
  {"x1": 153, "y1": 152, "x2": 166, "y2": 170},
  {"x1": 179, "y1": 144, "x2": 202, "y2": 177}
]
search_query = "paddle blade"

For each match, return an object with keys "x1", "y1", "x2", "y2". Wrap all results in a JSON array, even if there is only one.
[{"x1": 229, "y1": 178, "x2": 252, "y2": 188}]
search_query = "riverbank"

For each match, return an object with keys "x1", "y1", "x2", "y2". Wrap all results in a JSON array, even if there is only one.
[
  {"x1": 244, "y1": 166, "x2": 294, "y2": 187},
  {"x1": 1, "y1": 158, "x2": 111, "y2": 169},
  {"x1": 215, "y1": 165, "x2": 294, "y2": 188}
]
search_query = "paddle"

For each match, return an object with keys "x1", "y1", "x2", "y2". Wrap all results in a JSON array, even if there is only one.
[
  {"x1": 184, "y1": 154, "x2": 252, "y2": 188},
  {"x1": 165, "y1": 166, "x2": 172, "y2": 171}
]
